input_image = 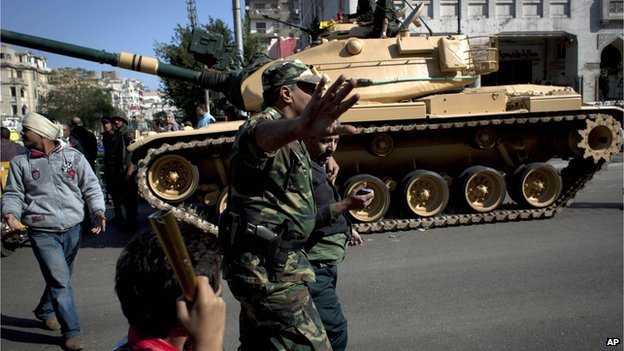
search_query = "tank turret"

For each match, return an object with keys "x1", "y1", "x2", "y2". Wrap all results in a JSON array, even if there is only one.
[{"x1": 2, "y1": 15, "x2": 621, "y2": 235}]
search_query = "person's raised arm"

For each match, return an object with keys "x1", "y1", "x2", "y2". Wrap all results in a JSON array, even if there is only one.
[
  {"x1": 255, "y1": 75, "x2": 359, "y2": 152},
  {"x1": 176, "y1": 276, "x2": 225, "y2": 351}
]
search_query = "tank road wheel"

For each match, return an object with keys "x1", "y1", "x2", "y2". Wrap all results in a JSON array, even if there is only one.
[
  {"x1": 369, "y1": 133, "x2": 394, "y2": 157},
  {"x1": 147, "y1": 155, "x2": 199, "y2": 203},
  {"x1": 216, "y1": 187, "x2": 229, "y2": 215},
  {"x1": 513, "y1": 163, "x2": 562, "y2": 208},
  {"x1": 402, "y1": 170, "x2": 449, "y2": 217},
  {"x1": 573, "y1": 115, "x2": 623, "y2": 163},
  {"x1": 459, "y1": 166, "x2": 506, "y2": 212},
  {"x1": 342, "y1": 174, "x2": 390, "y2": 223}
]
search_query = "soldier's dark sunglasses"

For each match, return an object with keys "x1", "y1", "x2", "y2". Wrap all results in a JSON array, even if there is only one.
[{"x1": 296, "y1": 81, "x2": 317, "y2": 95}]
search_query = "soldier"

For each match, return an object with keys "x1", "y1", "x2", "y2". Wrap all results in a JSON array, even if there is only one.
[
  {"x1": 110, "y1": 109, "x2": 138, "y2": 231},
  {"x1": 343, "y1": 0, "x2": 375, "y2": 23},
  {"x1": 220, "y1": 59, "x2": 359, "y2": 350},
  {"x1": 361, "y1": 0, "x2": 399, "y2": 38}
]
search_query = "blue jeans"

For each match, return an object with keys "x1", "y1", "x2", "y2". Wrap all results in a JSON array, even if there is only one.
[{"x1": 30, "y1": 224, "x2": 82, "y2": 339}]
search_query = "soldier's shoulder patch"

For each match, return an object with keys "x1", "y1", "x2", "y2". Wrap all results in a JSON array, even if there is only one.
[{"x1": 252, "y1": 112, "x2": 273, "y2": 121}]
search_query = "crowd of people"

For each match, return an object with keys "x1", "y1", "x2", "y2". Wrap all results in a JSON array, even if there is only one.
[{"x1": 1, "y1": 58, "x2": 369, "y2": 351}]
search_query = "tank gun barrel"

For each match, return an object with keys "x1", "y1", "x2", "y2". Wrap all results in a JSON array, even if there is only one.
[
  {"x1": 0, "y1": 29, "x2": 251, "y2": 110},
  {"x1": 1, "y1": 29, "x2": 204, "y2": 83}
]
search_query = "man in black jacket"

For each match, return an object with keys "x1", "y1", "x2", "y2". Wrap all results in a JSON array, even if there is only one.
[
  {"x1": 70, "y1": 116, "x2": 98, "y2": 171},
  {"x1": 303, "y1": 135, "x2": 373, "y2": 351}
]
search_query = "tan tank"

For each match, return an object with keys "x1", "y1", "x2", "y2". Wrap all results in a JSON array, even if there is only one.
[{"x1": 2, "y1": 14, "x2": 622, "y2": 235}]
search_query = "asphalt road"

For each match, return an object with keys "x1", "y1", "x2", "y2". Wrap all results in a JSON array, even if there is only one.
[{"x1": 1, "y1": 157, "x2": 622, "y2": 351}]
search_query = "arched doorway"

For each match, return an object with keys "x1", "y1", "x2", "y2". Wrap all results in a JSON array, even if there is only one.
[{"x1": 599, "y1": 39, "x2": 623, "y2": 101}]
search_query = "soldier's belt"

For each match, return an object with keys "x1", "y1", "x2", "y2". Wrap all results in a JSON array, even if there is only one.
[{"x1": 244, "y1": 223, "x2": 307, "y2": 251}]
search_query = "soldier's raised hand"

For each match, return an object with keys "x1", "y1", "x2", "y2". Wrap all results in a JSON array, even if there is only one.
[{"x1": 298, "y1": 75, "x2": 359, "y2": 138}]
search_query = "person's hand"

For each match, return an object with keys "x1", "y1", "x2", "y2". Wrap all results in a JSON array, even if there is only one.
[
  {"x1": 326, "y1": 156, "x2": 340, "y2": 185},
  {"x1": 348, "y1": 229, "x2": 364, "y2": 246},
  {"x1": 298, "y1": 75, "x2": 359, "y2": 138},
  {"x1": 3, "y1": 214, "x2": 23, "y2": 231},
  {"x1": 345, "y1": 183, "x2": 374, "y2": 211},
  {"x1": 124, "y1": 164, "x2": 135, "y2": 182},
  {"x1": 177, "y1": 276, "x2": 225, "y2": 351},
  {"x1": 91, "y1": 212, "x2": 106, "y2": 234}
]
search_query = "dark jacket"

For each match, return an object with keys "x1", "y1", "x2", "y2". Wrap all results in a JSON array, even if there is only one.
[
  {"x1": 309, "y1": 161, "x2": 350, "y2": 239},
  {"x1": 70, "y1": 126, "x2": 98, "y2": 170}
]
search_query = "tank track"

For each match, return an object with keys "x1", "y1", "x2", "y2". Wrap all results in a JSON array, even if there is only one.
[{"x1": 136, "y1": 112, "x2": 618, "y2": 235}]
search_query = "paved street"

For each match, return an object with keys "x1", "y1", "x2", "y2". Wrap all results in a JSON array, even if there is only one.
[{"x1": 1, "y1": 157, "x2": 622, "y2": 351}]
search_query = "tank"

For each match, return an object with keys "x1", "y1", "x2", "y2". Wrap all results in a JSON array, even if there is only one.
[{"x1": 2, "y1": 16, "x2": 622, "y2": 235}]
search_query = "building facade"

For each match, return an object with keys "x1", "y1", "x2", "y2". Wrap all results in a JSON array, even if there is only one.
[
  {"x1": 0, "y1": 45, "x2": 50, "y2": 128},
  {"x1": 103, "y1": 75, "x2": 145, "y2": 118},
  {"x1": 299, "y1": 0, "x2": 623, "y2": 102},
  {"x1": 246, "y1": 0, "x2": 303, "y2": 53}
]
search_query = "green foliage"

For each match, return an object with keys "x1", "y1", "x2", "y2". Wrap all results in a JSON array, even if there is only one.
[
  {"x1": 155, "y1": 16, "x2": 267, "y2": 122},
  {"x1": 243, "y1": 17, "x2": 263, "y2": 66},
  {"x1": 38, "y1": 68, "x2": 114, "y2": 130}
]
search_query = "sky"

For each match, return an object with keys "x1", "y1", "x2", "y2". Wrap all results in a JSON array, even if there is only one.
[{"x1": 1, "y1": 0, "x2": 246, "y2": 90}]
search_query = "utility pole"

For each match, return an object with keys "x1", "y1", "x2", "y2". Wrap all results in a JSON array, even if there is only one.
[
  {"x1": 187, "y1": 0, "x2": 197, "y2": 28},
  {"x1": 232, "y1": 0, "x2": 244, "y2": 67}
]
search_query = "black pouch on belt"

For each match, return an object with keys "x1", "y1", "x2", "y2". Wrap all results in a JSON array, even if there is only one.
[{"x1": 217, "y1": 211, "x2": 241, "y2": 256}]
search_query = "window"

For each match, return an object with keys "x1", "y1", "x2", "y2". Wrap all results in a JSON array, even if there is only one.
[
  {"x1": 256, "y1": 22, "x2": 267, "y2": 33},
  {"x1": 10, "y1": 87, "x2": 16, "y2": 97},
  {"x1": 255, "y1": 3, "x2": 265, "y2": 10},
  {"x1": 20, "y1": 88, "x2": 25, "y2": 98},
  {"x1": 16, "y1": 71, "x2": 22, "y2": 79},
  {"x1": 11, "y1": 105, "x2": 17, "y2": 115}
]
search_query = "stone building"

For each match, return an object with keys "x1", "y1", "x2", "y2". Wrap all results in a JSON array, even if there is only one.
[
  {"x1": 0, "y1": 44, "x2": 50, "y2": 128},
  {"x1": 299, "y1": 0, "x2": 623, "y2": 102}
]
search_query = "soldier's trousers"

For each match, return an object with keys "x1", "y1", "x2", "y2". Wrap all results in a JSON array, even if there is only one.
[
  {"x1": 308, "y1": 264, "x2": 348, "y2": 351},
  {"x1": 228, "y1": 279, "x2": 332, "y2": 351}
]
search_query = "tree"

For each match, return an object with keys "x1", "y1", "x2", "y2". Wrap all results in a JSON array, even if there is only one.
[
  {"x1": 155, "y1": 18, "x2": 242, "y2": 123},
  {"x1": 38, "y1": 68, "x2": 114, "y2": 130},
  {"x1": 154, "y1": 17, "x2": 269, "y2": 122},
  {"x1": 243, "y1": 17, "x2": 263, "y2": 66}
]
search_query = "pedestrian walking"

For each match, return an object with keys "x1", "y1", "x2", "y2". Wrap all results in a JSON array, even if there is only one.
[
  {"x1": 304, "y1": 135, "x2": 373, "y2": 350},
  {"x1": 1, "y1": 112, "x2": 106, "y2": 351}
]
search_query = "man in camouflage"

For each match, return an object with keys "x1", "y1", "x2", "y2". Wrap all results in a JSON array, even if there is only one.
[
  {"x1": 109, "y1": 109, "x2": 138, "y2": 231},
  {"x1": 222, "y1": 59, "x2": 359, "y2": 350}
]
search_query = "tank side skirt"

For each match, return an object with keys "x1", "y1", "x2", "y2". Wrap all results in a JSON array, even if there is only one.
[{"x1": 134, "y1": 112, "x2": 617, "y2": 235}]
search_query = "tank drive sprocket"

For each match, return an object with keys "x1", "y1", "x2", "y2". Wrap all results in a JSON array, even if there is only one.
[{"x1": 575, "y1": 114, "x2": 622, "y2": 163}]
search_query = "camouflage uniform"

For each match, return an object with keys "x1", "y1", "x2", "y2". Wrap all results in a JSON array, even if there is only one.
[
  {"x1": 223, "y1": 60, "x2": 331, "y2": 351},
  {"x1": 346, "y1": 0, "x2": 375, "y2": 22}
]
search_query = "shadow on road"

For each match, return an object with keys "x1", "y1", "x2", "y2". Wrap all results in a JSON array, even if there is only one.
[
  {"x1": 79, "y1": 200, "x2": 155, "y2": 249},
  {"x1": 568, "y1": 202, "x2": 623, "y2": 210},
  {"x1": 1, "y1": 315, "x2": 61, "y2": 347}
]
